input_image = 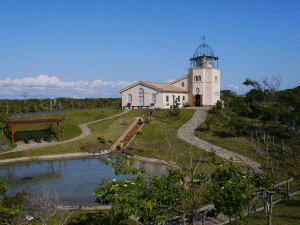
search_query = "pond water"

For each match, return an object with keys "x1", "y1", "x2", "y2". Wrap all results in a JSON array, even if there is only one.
[{"x1": 0, "y1": 156, "x2": 169, "y2": 206}]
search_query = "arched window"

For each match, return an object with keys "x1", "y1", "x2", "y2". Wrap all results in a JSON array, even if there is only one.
[
  {"x1": 194, "y1": 76, "x2": 198, "y2": 82},
  {"x1": 198, "y1": 76, "x2": 201, "y2": 81},
  {"x1": 128, "y1": 94, "x2": 132, "y2": 103},
  {"x1": 151, "y1": 94, "x2": 156, "y2": 103},
  {"x1": 181, "y1": 82, "x2": 184, "y2": 87},
  {"x1": 215, "y1": 76, "x2": 218, "y2": 82},
  {"x1": 139, "y1": 88, "x2": 144, "y2": 106},
  {"x1": 196, "y1": 88, "x2": 200, "y2": 93}
]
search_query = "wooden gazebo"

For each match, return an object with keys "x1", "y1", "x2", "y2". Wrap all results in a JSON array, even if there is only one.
[{"x1": 4, "y1": 119, "x2": 63, "y2": 145}]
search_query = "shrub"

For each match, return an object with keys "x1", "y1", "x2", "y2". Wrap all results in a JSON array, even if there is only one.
[
  {"x1": 204, "y1": 118, "x2": 212, "y2": 130},
  {"x1": 167, "y1": 107, "x2": 180, "y2": 118},
  {"x1": 108, "y1": 139, "x2": 113, "y2": 143},
  {"x1": 215, "y1": 100, "x2": 222, "y2": 109},
  {"x1": 121, "y1": 121, "x2": 127, "y2": 125},
  {"x1": 210, "y1": 155, "x2": 217, "y2": 164},
  {"x1": 138, "y1": 146, "x2": 146, "y2": 152},
  {"x1": 98, "y1": 135, "x2": 105, "y2": 140},
  {"x1": 209, "y1": 148, "x2": 216, "y2": 157},
  {"x1": 136, "y1": 130, "x2": 142, "y2": 134}
]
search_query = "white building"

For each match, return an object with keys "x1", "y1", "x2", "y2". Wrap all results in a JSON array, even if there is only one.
[{"x1": 120, "y1": 40, "x2": 220, "y2": 108}]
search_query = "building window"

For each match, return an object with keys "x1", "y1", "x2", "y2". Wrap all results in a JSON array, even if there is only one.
[
  {"x1": 166, "y1": 95, "x2": 169, "y2": 102},
  {"x1": 194, "y1": 76, "x2": 198, "y2": 82},
  {"x1": 198, "y1": 76, "x2": 201, "y2": 81},
  {"x1": 196, "y1": 88, "x2": 199, "y2": 93},
  {"x1": 177, "y1": 96, "x2": 180, "y2": 102},
  {"x1": 139, "y1": 88, "x2": 144, "y2": 106},
  {"x1": 128, "y1": 94, "x2": 132, "y2": 103},
  {"x1": 181, "y1": 82, "x2": 184, "y2": 87},
  {"x1": 215, "y1": 76, "x2": 218, "y2": 82},
  {"x1": 183, "y1": 96, "x2": 185, "y2": 101},
  {"x1": 151, "y1": 94, "x2": 156, "y2": 103}
]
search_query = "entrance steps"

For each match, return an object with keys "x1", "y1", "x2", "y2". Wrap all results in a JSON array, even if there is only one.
[{"x1": 111, "y1": 118, "x2": 145, "y2": 153}]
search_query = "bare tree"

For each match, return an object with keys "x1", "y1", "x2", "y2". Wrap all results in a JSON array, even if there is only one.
[{"x1": 21, "y1": 188, "x2": 76, "y2": 225}]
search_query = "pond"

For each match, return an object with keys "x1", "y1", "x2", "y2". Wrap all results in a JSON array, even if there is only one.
[{"x1": 0, "y1": 155, "x2": 169, "y2": 206}]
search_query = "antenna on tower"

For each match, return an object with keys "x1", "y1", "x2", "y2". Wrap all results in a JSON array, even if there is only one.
[
  {"x1": 200, "y1": 35, "x2": 207, "y2": 44},
  {"x1": 39, "y1": 94, "x2": 44, "y2": 104},
  {"x1": 21, "y1": 92, "x2": 29, "y2": 105}
]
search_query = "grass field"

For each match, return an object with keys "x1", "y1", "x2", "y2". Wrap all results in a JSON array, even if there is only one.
[
  {"x1": 228, "y1": 194, "x2": 300, "y2": 225},
  {"x1": 194, "y1": 110, "x2": 300, "y2": 181},
  {"x1": 0, "y1": 109, "x2": 124, "y2": 148},
  {"x1": 126, "y1": 108, "x2": 224, "y2": 174},
  {"x1": 0, "y1": 108, "x2": 299, "y2": 224},
  {"x1": 194, "y1": 111, "x2": 267, "y2": 166},
  {"x1": 26, "y1": 209, "x2": 138, "y2": 225}
]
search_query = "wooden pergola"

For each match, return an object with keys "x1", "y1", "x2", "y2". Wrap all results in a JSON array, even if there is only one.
[{"x1": 4, "y1": 119, "x2": 63, "y2": 145}]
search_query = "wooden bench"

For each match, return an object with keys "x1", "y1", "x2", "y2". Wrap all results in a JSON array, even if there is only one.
[{"x1": 123, "y1": 105, "x2": 150, "y2": 109}]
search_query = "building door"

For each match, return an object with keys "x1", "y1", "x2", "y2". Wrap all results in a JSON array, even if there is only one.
[
  {"x1": 195, "y1": 94, "x2": 201, "y2": 107},
  {"x1": 139, "y1": 88, "x2": 144, "y2": 106}
]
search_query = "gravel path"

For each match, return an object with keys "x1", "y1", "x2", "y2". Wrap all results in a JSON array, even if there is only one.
[
  {"x1": 177, "y1": 108, "x2": 261, "y2": 173},
  {"x1": 0, "y1": 109, "x2": 131, "y2": 155}
]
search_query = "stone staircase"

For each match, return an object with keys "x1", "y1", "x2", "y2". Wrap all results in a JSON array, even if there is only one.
[{"x1": 112, "y1": 120, "x2": 144, "y2": 152}]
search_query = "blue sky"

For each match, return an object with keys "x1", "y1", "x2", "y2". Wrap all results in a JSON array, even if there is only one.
[{"x1": 0, "y1": 0, "x2": 299, "y2": 99}]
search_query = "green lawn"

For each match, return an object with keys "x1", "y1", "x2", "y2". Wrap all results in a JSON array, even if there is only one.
[
  {"x1": 194, "y1": 111, "x2": 266, "y2": 167},
  {"x1": 0, "y1": 109, "x2": 124, "y2": 149},
  {"x1": 228, "y1": 194, "x2": 300, "y2": 225},
  {"x1": 26, "y1": 209, "x2": 138, "y2": 225},
  {"x1": 0, "y1": 109, "x2": 153, "y2": 160},
  {"x1": 126, "y1": 109, "x2": 224, "y2": 174}
]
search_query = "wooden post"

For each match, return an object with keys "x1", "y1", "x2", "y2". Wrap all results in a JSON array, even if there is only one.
[
  {"x1": 273, "y1": 137, "x2": 274, "y2": 145},
  {"x1": 287, "y1": 180, "x2": 290, "y2": 200},
  {"x1": 291, "y1": 142, "x2": 296, "y2": 160},
  {"x1": 11, "y1": 125, "x2": 14, "y2": 146},
  {"x1": 264, "y1": 132, "x2": 265, "y2": 142},
  {"x1": 269, "y1": 194, "x2": 273, "y2": 225},
  {"x1": 256, "y1": 128, "x2": 257, "y2": 137},
  {"x1": 282, "y1": 141, "x2": 284, "y2": 151},
  {"x1": 202, "y1": 210, "x2": 206, "y2": 225},
  {"x1": 6, "y1": 123, "x2": 8, "y2": 138},
  {"x1": 58, "y1": 122, "x2": 60, "y2": 141},
  {"x1": 50, "y1": 123, "x2": 53, "y2": 134}
]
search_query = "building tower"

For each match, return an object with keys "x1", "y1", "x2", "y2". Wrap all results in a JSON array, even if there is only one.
[{"x1": 187, "y1": 36, "x2": 220, "y2": 107}]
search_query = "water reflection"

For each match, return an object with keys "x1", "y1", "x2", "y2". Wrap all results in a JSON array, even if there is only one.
[{"x1": 0, "y1": 156, "x2": 168, "y2": 205}]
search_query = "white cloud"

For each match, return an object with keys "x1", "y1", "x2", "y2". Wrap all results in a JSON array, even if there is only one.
[
  {"x1": 0, "y1": 75, "x2": 133, "y2": 98},
  {"x1": 86, "y1": 89, "x2": 97, "y2": 94},
  {"x1": 90, "y1": 80, "x2": 133, "y2": 88},
  {"x1": 2, "y1": 87, "x2": 21, "y2": 91},
  {"x1": 0, "y1": 75, "x2": 89, "y2": 88},
  {"x1": 166, "y1": 79, "x2": 175, "y2": 83},
  {"x1": 0, "y1": 78, "x2": 11, "y2": 85},
  {"x1": 226, "y1": 84, "x2": 239, "y2": 90}
]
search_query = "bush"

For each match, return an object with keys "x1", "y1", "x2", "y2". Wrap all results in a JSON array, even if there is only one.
[
  {"x1": 215, "y1": 100, "x2": 222, "y2": 110},
  {"x1": 204, "y1": 118, "x2": 212, "y2": 130},
  {"x1": 167, "y1": 107, "x2": 180, "y2": 118},
  {"x1": 136, "y1": 130, "x2": 142, "y2": 134},
  {"x1": 98, "y1": 135, "x2": 105, "y2": 140},
  {"x1": 121, "y1": 121, "x2": 127, "y2": 125},
  {"x1": 108, "y1": 139, "x2": 113, "y2": 143},
  {"x1": 226, "y1": 117, "x2": 246, "y2": 137},
  {"x1": 209, "y1": 148, "x2": 216, "y2": 157}
]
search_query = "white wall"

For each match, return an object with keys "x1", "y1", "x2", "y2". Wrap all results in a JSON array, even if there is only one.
[
  {"x1": 162, "y1": 93, "x2": 188, "y2": 108},
  {"x1": 121, "y1": 84, "x2": 187, "y2": 108},
  {"x1": 121, "y1": 84, "x2": 159, "y2": 107},
  {"x1": 170, "y1": 77, "x2": 188, "y2": 91},
  {"x1": 187, "y1": 67, "x2": 220, "y2": 106}
]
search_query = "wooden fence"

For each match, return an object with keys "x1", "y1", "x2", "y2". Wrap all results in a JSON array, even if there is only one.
[{"x1": 219, "y1": 109, "x2": 300, "y2": 160}]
